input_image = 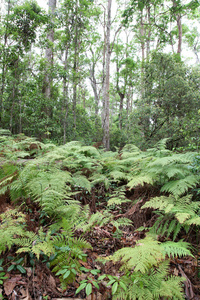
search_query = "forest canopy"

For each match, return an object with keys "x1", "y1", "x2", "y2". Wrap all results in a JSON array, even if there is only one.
[{"x1": 0, "y1": 0, "x2": 200, "y2": 150}]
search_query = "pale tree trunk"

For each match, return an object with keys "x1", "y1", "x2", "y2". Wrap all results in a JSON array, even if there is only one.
[
  {"x1": 72, "y1": 22, "x2": 78, "y2": 131},
  {"x1": 146, "y1": 6, "x2": 151, "y2": 57},
  {"x1": 63, "y1": 47, "x2": 69, "y2": 144},
  {"x1": 44, "y1": 0, "x2": 56, "y2": 118},
  {"x1": 0, "y1": 0, "x2": 10, "y2": 124},
  {"x1": 102, "y1": 0, "x2": 112, "y2": 151},
  {"x1": 116, "y1": 64, "x2": 125, "y2": 131},
  {"x1": 172, "y1": 0, "x2": 182, "y2": 55},
  {"x1": 140, "y1": 12, "x2": 145, "y2": 62},
  {"x1": 177, "y1": 14, "x2": 182, "y2": 54},
  {"x1": 101, "y1": 5, "x2": 106, "y2": 128}
]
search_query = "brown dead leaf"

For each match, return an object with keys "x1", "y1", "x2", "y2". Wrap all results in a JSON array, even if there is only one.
[
  {"x1": 10, "y1": 290, "x2": 17, "y2": 300},
  {"x1": 86, "y1": 293, "x2": 102, "y2": 300},
  {"x1": 4, "y1": 276, "x2": 22, "y2": 296},
  {"x1": 173, "y1": 268, "x2": 179, "y2": 276},
  {"x1": 25, "y1": 268, "x2": 32, "y2": 278},
  {"x1": 49, "y1": 275, "x2": 56, "y2": 288},
  {"x1": 19, "y1": 287, "x2": 32, "y2": 300},
  {"x1": 79, "y1": 260, "x2": 91, "y2": 269}
]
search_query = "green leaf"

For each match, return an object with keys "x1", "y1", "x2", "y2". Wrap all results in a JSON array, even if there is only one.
[
  {"x1": 98, "y1": 274, "x2": 107, "y2": 280},
  {"x1": 15, "y1": 258, "x2": 24, "y2": 264},
  {"x1": 107, "y1": 279, "x2": 116, "y2": 286},
  {"x1": 80, "y1": 267, "x2": 90, "y2": 272},
  {"x1": 76, "y1": 282, "x2": 87, "y2": 294},
  {"x1": 16, "y1": 265, "x2": 26, "y2": 274},
  {"x1": 112, "y1": 281, "x2": 118, "y2": 295},
  {"x1": 119, "y1": 281, "x2": 127, "y2": 291},
  {"x1": 91, "y1": 269, "x2": 100, "y2": 275},
  {"x1": 71, "y1": 268, "x2": 77, "y2": 275},
  {"x1": 86, "y1": 283, "x2": 92, "y2": 296},
  {"x1": 7, "y1": 265, "x2": 15, "y2": 272},
  {"x1": 92, "y1": 281, "x2": 99, "y2": 289},
  {"x1": 63, "y1": 270, "x2": 71, "y2": 279},
  {"x1": 56, "y1": 269, "x2": 66, "y2": 276}
]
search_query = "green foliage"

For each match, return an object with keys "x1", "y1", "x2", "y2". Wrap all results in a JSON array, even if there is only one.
[
  {"x1": 0, "y1": 136, "x2": 198, "y2": 299},
  {"x1": 0, "y1": 209, "x2": 27, "y2": 254},
  {"x1": 125, "y1": 140, "x2": 199, "y2": 197},
  {"x1": 109, "y1": 236, "x2": 189, "y2": 299},
  {"x1": 112, "y1": 261, "x2": 185, "y2": 300},
  {"x1": 7, "y1": 257, "x2": 26, "y2": 274},
  {"x1": 142, "y1": 194, "x2": 200, "y2": 239},
  {"x1": 50, "y1": 219, "x2": 91, "y2": 289},
  {"x1": 0, "y1": 259, "x2": 7, "y2": 285}
]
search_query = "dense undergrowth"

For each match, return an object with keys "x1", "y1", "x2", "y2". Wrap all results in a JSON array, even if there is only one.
[{"x1": 0, "y1": 132, "x2": 200, "y2": 299}]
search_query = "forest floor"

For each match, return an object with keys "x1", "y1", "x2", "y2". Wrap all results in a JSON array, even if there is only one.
[{"x1": 0, "y1": 184, "x2": 200, "y2": 300}]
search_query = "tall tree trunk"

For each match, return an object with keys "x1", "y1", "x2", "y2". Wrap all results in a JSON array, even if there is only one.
[
  {"x1": 72, "y1": 0, "x2": 79, "y2": 133},
  {"x1": 146, "y1": 6, "x2": 151, "y2": 57},
  {"x1": 101, "y1": 5, "x2": 106, "y2": 129},
  {"x1": 44, "y1": 0, "x2": 57, "y2": 118},
  {"x1": 172, "y1": 0, "x2": 182, "y2": 55},
  {"x1": 63, "y1": 47, "x2": 69, "y2": 144},
  {"x1": 140, "y1": 12, "x2": 145, "y2": 62},
  {"x1": 102, "y1": 0, "x2": 112, "y2": 151},
  {"x1": 116, "y1": 64, "x2": 124, "y2": 130},
  {"x1": 176, "y1": 14, "x2": 182, "y2": 55},
  {"x1": 72, "y1": 24, "x2": 78, "y2": 131},
  {"x1": 0, "y1": 0, "x2": 10, "y2": 124}
]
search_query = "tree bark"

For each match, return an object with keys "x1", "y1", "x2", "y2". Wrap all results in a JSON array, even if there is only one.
[
  {"x1": 44, "y1": 0, "x2": 57, "y2": 118},
  {"x1": 102, "y1": 0, "x2": 112, "y2": 151},
  {"x1": 172, "y1": 0, "x2": 182, "y2": 55},
  {"x1": 0, "y1": 0, "x2": 10, "y2": 124}
]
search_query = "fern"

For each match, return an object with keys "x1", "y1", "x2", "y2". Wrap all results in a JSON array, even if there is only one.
[
  {"x1": 0, "y1": 209, "x2": 26, "y2": 254},
  {"x1": 110, "y1": 235, "x2": 188, "y2": 299},
  {"x1": 142, "y1": 194, "x2": 200, "y2": 239},
  {"x1": 50, "y1": 218, "x2": 91, "y2": 288},
  {"x1": 111, "y1": 236, "x2": 163, "y2": 273},
  {"x1": 107, "y1": 189, "x2": 131, "y2": 207},
  {"x1": 125, "y1": 141, "x2": 199, "y2": 197},
  {"x1": 111, "y1": 235, "x2": 192, "y2": 272},
  {"x1": 113, "y1": 261, "x2": 185, "y2": 300},
  {"x1": 161, "y1": 175, "x2": 198, "y2": 197},
  {"x1": 127, "y1": 174, "x2": 155, "y2": 189},
  {"x1": 15, "y1": 229, "x2": 55, "y2": 259}
]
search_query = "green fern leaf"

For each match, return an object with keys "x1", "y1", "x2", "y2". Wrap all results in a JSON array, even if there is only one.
[
  {"x1": 111, "y1": 237, "x2": 163, "y2": 273},
  {"x1": 127, "y1": 175, "x2": 155, "y2": 189},
  {"x1": 161, "y1": 175, "x2": 198, "y2": 196},
  {"x1": 161, "y1": 240, "x2": 193, "y2": 258}
]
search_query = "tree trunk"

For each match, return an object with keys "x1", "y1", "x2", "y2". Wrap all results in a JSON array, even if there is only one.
[
  {"x1": 63, "y1": 47, "x2": 69, "y2": 144},
  {"x1": 146, "y1": 6, "x2": 151, "y2": 57},
  {"x1": 44, "y1": 0, "x2": 57, "y2": 117},
  {"x1": 0, "y1": 0, "x2": 10, "y2": 124},
  {"x1": 102, "y1": 0, "x2": 112, "y2": 151},
  {"x1": 172, "y1": 0, "x2": 182, "y2": 55}
]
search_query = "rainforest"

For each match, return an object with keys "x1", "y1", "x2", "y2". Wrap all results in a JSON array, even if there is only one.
[{"x1": 0, "y1": 0, "x2": 200, "y2": 299}]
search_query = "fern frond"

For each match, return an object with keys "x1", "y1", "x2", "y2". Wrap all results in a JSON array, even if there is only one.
[
  {"x1": 90, "y1": 174, "x2": 110, "y2": 190},
  {"x1": 161, "y1": 240, "x2": 193, "y2": 258},
  {"x1": 161, "y1": 175, "x2": 199, "y2": 197},
  {"x1": 109, "y1": 170, "x2": 128, "y2": 181},
  {"x1": 111, "y1": 237, "x2": 163, "y2": 273},
  {"x1": 127, "y1": 174, "x2": 155, "y2": 189},
  {"x1": 72, "y1": 174, "x2": 91, "y2": 192},
  {"x1": 113, "y1": 260, "x2": 185, "y2": 300}
]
